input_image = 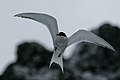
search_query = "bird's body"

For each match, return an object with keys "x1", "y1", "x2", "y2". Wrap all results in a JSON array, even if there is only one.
[
  {"x1": 55, "y1": 33, "x2": 68, "y2": 52},
  {"x1": 15, "y1": 13, "x2": 115, "y2": 73},
  {"x1": 49, "y1": 32, "x2": 68, "y2": 72}
]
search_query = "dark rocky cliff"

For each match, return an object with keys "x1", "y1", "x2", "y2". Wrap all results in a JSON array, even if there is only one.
[{"x1": 0, "y1": 23, "x2": 120, "y2": 80}]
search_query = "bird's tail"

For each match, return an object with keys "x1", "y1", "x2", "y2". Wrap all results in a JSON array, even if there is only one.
[{"x1": 49, "y1": 50, "x2": 63, "y2": 72}]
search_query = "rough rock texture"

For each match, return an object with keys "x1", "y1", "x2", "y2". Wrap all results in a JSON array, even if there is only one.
[{"x1": 0, "y1": 23, "x2": 120, "y2": 80}]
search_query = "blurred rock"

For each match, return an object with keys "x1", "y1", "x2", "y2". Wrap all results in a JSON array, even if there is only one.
[
  {"x1": 0, "y1": 23, "x2": 120, "y2": 80},
  {"x1": 69, "y1": 23, "x2": 120, "y2": 80}
]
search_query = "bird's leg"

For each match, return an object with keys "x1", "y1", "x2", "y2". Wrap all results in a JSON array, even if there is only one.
[
  {"x1": 58, "y1": 53, "x2": 62, "y2": 57},
  {"x1": 55, "y1": 47, "x2": 57, "y2": 51}
]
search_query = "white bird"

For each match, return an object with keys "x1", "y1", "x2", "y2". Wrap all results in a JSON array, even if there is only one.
[{"x1": 14, "y1": 13, "x2": 115, "y2": 72}]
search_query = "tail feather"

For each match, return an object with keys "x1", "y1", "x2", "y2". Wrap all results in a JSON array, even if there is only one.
[{"x1": 49, "y1": 50, "x2": 64, "y2": 72}]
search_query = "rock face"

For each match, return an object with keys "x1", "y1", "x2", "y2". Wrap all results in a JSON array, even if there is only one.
[{"x1": 0, "y1": 23, "x2": 120, "y2": 80}]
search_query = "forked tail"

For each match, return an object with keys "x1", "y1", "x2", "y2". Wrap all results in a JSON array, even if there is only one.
[{"x1": 49, "y1": 50, "x2": 64, "y2": 73}]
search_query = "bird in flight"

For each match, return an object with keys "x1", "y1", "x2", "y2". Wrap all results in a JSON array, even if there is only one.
[{"x1": 14, "y1": 13, "x2": 115, "y2": 73}]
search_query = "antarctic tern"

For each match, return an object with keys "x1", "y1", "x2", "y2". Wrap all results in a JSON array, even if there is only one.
[{"x1": 14, "y1": 13, "x2": 115, "y2": 72}]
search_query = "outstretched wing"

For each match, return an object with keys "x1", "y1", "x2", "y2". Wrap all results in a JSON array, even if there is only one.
[
  {"x1": 67, "y1": 30, "x2": 115, "y2": 51},
  {"x1": 15, "y1": 13, "x2": 59, "y2": 46}
]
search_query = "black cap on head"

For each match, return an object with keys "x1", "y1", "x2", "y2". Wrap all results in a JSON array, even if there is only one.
[{"x1": 57, "y1": 32, "x2": 67, "y2": 37}]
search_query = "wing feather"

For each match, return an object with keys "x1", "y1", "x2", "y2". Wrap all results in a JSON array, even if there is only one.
[
  {"x1": 68, "y1": 30, "x2": 115, "y2": 51},
  {"x1": 15, "y1": 13, "x2": 59, "y2": 46}
]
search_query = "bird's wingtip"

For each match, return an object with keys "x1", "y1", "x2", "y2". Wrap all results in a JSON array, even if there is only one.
[
  {"x1": 14, "y1": 13, "x2": 29, "y2": 19},
  {"x1": 108, "y1": 44, "x2": 116, "y2": 52},
  {"x1": 14, "y1": 13, "x2": 21, "y2": 17},
  {"x1": 111, "y1": 47, "x2": 115, "y2": 52},
  {"x1": 14, "y1": 14, "x2": 18, "y2": 17},
  {"x1": 14, "y1": 13, "x2": 26, "y2": 17}
]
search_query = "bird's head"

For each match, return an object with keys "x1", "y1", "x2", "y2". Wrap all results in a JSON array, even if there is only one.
[{"x1": 56, "y1": 32, "x2": 67, "y2": 37}]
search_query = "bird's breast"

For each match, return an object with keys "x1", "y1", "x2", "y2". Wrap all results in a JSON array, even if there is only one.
[{"x1": 55, "y1": 36, "x2": 68, "y2": 51}]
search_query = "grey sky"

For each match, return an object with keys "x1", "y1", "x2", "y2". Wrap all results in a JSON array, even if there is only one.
[{"x1": 0, "y1": 0, "x2": 120, "y2": 74}]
